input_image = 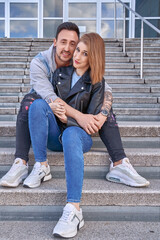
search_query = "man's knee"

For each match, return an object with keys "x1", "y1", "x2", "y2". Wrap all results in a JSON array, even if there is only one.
[{"x1": 18, "y1": 94, "x2": 37, "y2": 121}]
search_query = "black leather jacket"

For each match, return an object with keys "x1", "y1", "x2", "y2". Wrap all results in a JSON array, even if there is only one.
[{"x1": 52, "y1": 65, "x2": 105, "y2": 129}]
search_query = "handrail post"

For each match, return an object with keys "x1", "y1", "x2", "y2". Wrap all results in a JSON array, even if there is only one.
[
  {"x1": 114, "y1": 0, "x2": 117, "y2": 38},
  {"x1": 140, "y1": 20, "x2": 144, "y2": 79},
  {"x1": 123, "y1": 5, "x2": 126, "y2": 53}
]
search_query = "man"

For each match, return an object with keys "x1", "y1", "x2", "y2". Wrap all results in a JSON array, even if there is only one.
[{"x1": 0, "y1": 22, "x2": 149, "y2": 188}]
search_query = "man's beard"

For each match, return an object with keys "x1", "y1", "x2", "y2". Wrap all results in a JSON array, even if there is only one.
[{"x1": 56, "y1": 51, "x2": 71, "y2": 63}]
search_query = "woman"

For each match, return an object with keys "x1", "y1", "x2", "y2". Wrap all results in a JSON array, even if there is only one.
[{"x1": 27, "y1": 33, "x2": 106, "y2": 238}]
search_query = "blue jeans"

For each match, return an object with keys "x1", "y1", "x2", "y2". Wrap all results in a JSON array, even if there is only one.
[{"x1": 28, "y1": 99, "x2": 92, "y2": 202}]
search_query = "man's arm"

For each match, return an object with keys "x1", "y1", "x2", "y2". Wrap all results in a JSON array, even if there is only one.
[{"x1": 30, "y1": 58, "x2": 59, "y2": 103}]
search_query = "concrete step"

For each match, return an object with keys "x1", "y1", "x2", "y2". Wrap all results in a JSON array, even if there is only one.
[
  {"x1": 0, "y1": 107, "x2": 16, "y2": 115},
  {"x1": 0, "y1": 86, "x2": 21, "y2": 93},
  {"x1": 0, "y1": 52, "x2": 29, "y2": 57},
  {"x1": 106, "y1": 57, "x2": 130, "y2": 63},
  {"x1": 127, "y1": 52, "x2": 160, "y2": 57},
  {"x1": 0, "y1": 46, "x2": 30, "y2": 51},
  {"x1": 0, "y1": 96, "x2": 19, "y2": 103},
  {"x1": 116, "y1": 115, "x2": 160, "y2": 122},
  {"x1": 144, "y1": 77, "x2": 160, "y2": 84},
  {"x1": 105, "y1": 70, "x2": 139, "y2": 76},
  {"x1": 110, "y1": 84, "x2": 150, "y2": 93},
  {"x1": 106, "y1": 77, "x2": 144, "y2": 84},
  {"x1": 124, "y1": 42, "x2": 160, "y2": 47},
  {"x1": 113, "y1": 97, "x2": 158, "y2": 104},
  {"x1": 0, "y1": 56, "x2": 28, "y2": 62},
  {"x1": 0, "y1": 69, "x2": 25, "y2": 76},
  {"x1": 130, "y1": 57, "x2": 160, "y2": 63},
  {"x1": 0, "y1": 221, "x2": 160, "y2": 240},
  {"x1": 114, "y1": 108, "x2": 160, "y2": 116},
  {"x1": 126, "y1": 47, "x2": 160, "y2": 52},
  {"x1": 0, "y1": 121, "x2": 160, "y2": 137},
  {"x1": 105, "y1": 63, "x2": 135, "y2": 69},
  {"x1": 135, "y1": 63, "x2": 160, "y2": 69},
  {"x1": 151, "y1": 87, "x2": 160, "y2": 93},
  {"x1": 0, "y1": 131, "x2": 159, "y2": 148},
  {"x1": 0, "y1": 62, "x2": 27, "y2": 68},
  {"x1": 113, "y1": 103, "x2": 160, "y2": 108},
  {"x1": 0, "y1": 42, "x2": 31, "y2": 47},
  {"x1": 92, "y1": 136, "x2": 160, "y2": 149},
  {"x1": 0, "y1": 178, "x2": 159, "y2": 206},
  {"x1": 1, "y1": 164, "x2": 159, "y2": 180},
  {"x1": 0, "y1": 147, "x2": 160, "y2": 166},
  {"x1": 0, "y1": 76, "x2": 23, "y2": 84}
]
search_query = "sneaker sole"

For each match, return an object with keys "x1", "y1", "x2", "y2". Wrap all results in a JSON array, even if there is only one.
[
  {"x1": 0, "y1": 173, "x2": 28, "y2": 188},
  {"x1": 106, "y1": 175, "x2": 150, "y2": 187},
  {"x1": 23, "y1": 173, "x2": 52, "y2": 188},
  {"x1": 53, "y1": 219, "x2": 84, "y2": 239}
]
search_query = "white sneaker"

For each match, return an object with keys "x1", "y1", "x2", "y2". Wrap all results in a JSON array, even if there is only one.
[
  {"x1": 106, "y1": 158, "x2": 150, "y2": 187},
  {"x1": 0, "y1": 158, "x2": 28, "y2": 187},
  {"x1": 53, "y1": 203, "x2": 84, "y2": 238},
  {"x1": 23, "y1": 161, "x2": 52, "y2": 188}
]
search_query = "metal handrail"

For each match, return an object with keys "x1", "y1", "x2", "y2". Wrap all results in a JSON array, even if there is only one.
[{"x1": 114, "y1": 0, "x2": 160, "y2": 79}]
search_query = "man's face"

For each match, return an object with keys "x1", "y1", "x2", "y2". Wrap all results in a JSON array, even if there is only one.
[{"x1": 54, "y1": 29, "x2": 79, "y2": 67}]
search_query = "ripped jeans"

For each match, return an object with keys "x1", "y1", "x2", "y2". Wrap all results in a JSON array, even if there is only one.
[
  {"x1": 15, "y1": 93, "x2": 41, "y2": 161},
  {"x1": 99, "y1": 110, "x2": 126, "y2": 162},
  {"x1": 15, "y1": 93, "x2": 126, "y2": 163}
]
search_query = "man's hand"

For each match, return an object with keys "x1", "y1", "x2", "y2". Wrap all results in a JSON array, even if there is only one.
[
  {"x1": 49, "y1": 98, "x2": 65, "y2": 115},
  {"x1": 49, "y1": 99, "x2": 67, "y2": 123},
  {"x1": 55, "y1": 112, "x2": 67, "y2": 123}
]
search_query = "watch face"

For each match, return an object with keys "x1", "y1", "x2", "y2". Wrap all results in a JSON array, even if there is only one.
[{"x1": 102, "y1": 110, "x2": 108, "y2": 116}]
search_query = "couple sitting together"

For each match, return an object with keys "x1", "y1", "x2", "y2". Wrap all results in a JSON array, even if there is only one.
[{"x1": 0, "y1": 22, "x2": 149, "y2": 238}]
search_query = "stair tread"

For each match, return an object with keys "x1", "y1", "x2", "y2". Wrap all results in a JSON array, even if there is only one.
[
  {"x1": 0, "y1": 221, "x2": 159, "y2": 240},
  {"x1": 0, "y1": 178, "x2": 159, "y2": 206}
]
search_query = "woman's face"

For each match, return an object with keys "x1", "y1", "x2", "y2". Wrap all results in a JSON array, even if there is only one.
[{"x1": 73, "y1": 41, "x2": 89, "y2": 75}]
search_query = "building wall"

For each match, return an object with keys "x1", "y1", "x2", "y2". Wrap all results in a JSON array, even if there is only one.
[{"x1": 0, "y1": 0, "x2": 159, "y2": 38}]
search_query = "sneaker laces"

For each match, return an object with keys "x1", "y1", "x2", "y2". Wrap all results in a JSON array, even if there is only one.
[
  {"x1": 60, "y1": 207, "x2": 74, "y2": 223},
  {"x1": 29, "y1": 162, "x2": 42, "y2": 176}
]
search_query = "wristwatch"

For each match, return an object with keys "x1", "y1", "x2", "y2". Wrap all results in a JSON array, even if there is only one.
[{"x1": 100, "y1": 109, "x2": 109, "y2": 117}]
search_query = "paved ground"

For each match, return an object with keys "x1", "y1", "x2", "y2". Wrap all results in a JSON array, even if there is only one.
[{"x1": 0, "y1": 221, "x2": 160, "y2": 240}]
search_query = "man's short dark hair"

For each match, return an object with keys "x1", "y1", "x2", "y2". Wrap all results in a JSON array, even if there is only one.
[{"x1": 56, "y1": 22, "x2": 80, "y2": 39}]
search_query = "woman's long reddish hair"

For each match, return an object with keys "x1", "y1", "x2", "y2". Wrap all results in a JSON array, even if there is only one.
[{"x1": 80, "y1": 33, "x2": 105, "y2": 84}]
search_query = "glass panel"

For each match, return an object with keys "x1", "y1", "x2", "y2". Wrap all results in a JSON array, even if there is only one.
[
  {"x1": 101, "y1": 20, "x2": 129, "y2": 38},
  {"x1": 10, "y1": 3, "x2": 38, "y2": 18},
  {"x1": 69, "y1": 3, "x2": 96, "y2": 18},
  {"x1": 0, "y1": 3, "x2": 5, "y2": 17},
  {"x1": 0, "y1": 20, "x2": 5, "y2": 37},
  {"x1": 43, "y1": 0, "x2": 63, "y2": 17},
  {"x1": 135, "y1": 19, "x2": 160, "y2": 38},
  {"x1": 102, "y1": 3, "x2": 129, "y2": 18},
  {"x1": 10, "y1": 20, "x2": 37, "y2": 38},
  {"x1": 136, "y1": 0, "x2": 160, "y2": 17},
  {"x1": 70, "y1": 21, "x2": 96, "y2": 35},
  {"x1": 102, "y1": 3, "x2": 114, "y2": 18},
  {"x1": 101, "y1": 20, "x2": 114, "y2": 37},
  {"x1": 43, "y1": 19, "x2": 63, "y2": 38}
]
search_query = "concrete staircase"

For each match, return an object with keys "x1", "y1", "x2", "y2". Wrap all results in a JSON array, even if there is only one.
[{"x1": 0, "y1": 38, "x2": 160, "y2": 239}]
